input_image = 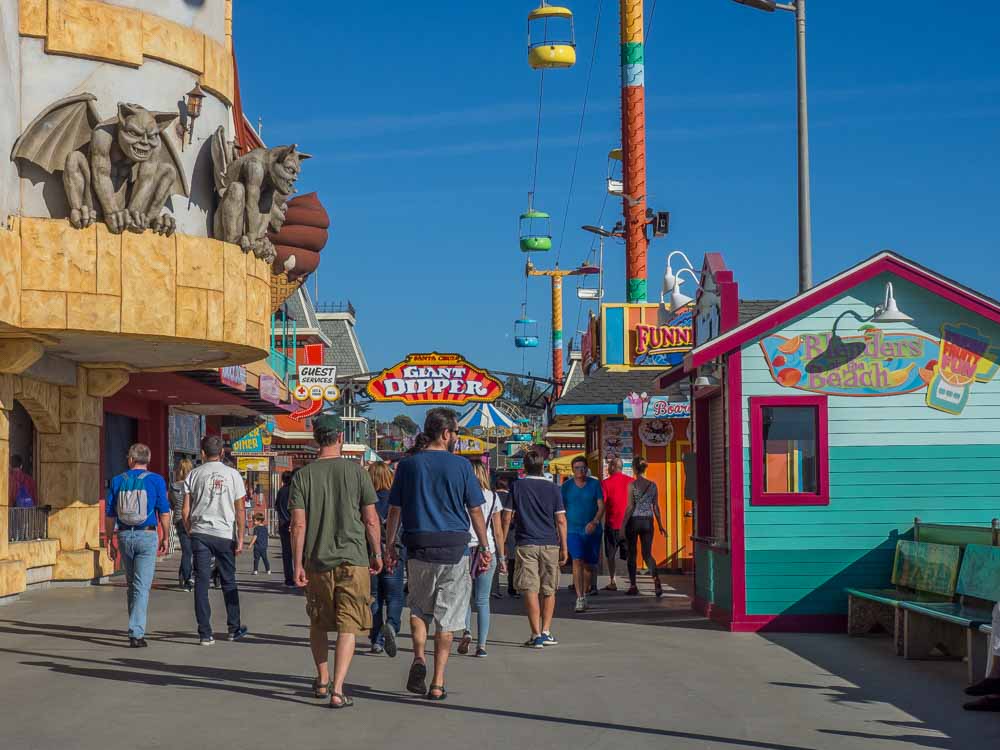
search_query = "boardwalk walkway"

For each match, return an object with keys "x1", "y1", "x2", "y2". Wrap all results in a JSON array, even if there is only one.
[{"x1": 1, "y1": 542, "x2": 995, "y2": 749}]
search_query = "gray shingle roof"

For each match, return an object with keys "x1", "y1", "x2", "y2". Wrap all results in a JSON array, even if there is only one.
[
  {"x1": 739, "y1": 299, "x2": 784, "y2": 325},
  {"x1": 556, "y1": 368, "x2": 666, "y2": 407},
  {"x1": 563, "y1": 358, "x2": 584, "y2": 394},
  {"x1": 317, "y1": 318, "x2": 366, "y2": 376}
]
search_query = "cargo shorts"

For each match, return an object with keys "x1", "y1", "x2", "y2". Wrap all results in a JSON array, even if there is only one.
[
  {"x1": 514, "y1": 545, "x2": 561, "y2": 596},
  {"x1": 305, "y1": 564, "x2": 372, "y2": 634}
]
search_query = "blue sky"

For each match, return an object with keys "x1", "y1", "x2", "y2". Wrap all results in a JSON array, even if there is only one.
[{"x1": 235, "y1": 1, "x2": 1000, "y2": 419}]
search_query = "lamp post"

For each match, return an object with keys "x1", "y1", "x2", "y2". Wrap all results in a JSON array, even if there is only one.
[{"x1": 732, "y1": 0, "x2": 813, "y2": 293}]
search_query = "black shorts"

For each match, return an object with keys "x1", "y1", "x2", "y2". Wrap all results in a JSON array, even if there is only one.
[{"x1": 603, "y1": 527, "x2": 623, "y2": 559}]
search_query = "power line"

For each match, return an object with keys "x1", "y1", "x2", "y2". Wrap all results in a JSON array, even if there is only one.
[
  {"x1": 647, "y1": 0, "x2": 659, "y2": 40},
  {"x1": 529, "y1": 70, "x2": 546, "y2": 201}
]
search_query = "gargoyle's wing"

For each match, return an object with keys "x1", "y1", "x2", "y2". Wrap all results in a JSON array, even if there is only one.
[
  {"x1": 154, "y1": 117, "x2": 190, "y2": 199},
  {"x1": 210, "y1": 125, "x2": 231, "y2": 195},
  {"x1": 11, "y1": 94, "x2": 101, "y2": 173}
]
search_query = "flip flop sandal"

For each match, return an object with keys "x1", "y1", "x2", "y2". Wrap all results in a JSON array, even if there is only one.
[
  {"x1": 406, "y1": 660, "x2": 428, "y2": 695},
  {"x1": 426, "y1": 684, "x2": 448, "y2": 701},
  {"x1": 313, "y1": 679, "x2": 332, "y2": 699},
  {"x1": 329, "y1": 693, "x2": 354, "y2": 709},
  {"x1": 963, "y1": 696, "x2": 1000, "y2": 712}
]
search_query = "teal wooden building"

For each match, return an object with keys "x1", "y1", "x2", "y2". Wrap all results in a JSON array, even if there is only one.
[{"x1": 682, "y1": 251, "x2": 1000, "y2": 631}]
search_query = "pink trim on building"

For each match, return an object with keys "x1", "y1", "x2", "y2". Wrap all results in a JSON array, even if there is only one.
[
  {"x1": 727, "y1": 349, "x2": 747, "y2": 628},
  {"x1": 748, "y1": 394, "x2": 830, "y2": 507},
  {"x1": 689, "y1": 251, "x2": 1000, "y2": 368}
]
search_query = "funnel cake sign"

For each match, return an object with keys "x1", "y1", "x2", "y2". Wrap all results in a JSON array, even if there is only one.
[
  {"x1": 367, "y1": 353, "x2": 503, "y2": 405},
  {"x1": 759, "y1": 323, "x2": 999, "y2": 414}
]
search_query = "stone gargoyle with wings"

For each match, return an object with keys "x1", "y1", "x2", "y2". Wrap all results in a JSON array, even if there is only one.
[{"x1": 11, "y1": 94, "x2": 189, "y2": 236}]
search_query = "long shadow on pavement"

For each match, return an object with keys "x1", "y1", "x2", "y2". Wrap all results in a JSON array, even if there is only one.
[
  {"x1": 762, "y1": 634, "x2": 1000, "y2": 749},
  {"x1": 2, "y1": 644, "x2": 820, "y2": 750}
]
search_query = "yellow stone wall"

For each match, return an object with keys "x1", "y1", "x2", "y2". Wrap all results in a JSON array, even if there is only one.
[
  {"x1": 18, "y1": 0, "x2": 235, "y2": 104},
  {"x1": 0, "y1": 366, "x2": 123, "y2": 595},
  {"x1": 7, "y1": 539, "x2": 60, "y2": 569},
  {"x1": 3, "y1": 218, "x2": 271, "y2": 365}
]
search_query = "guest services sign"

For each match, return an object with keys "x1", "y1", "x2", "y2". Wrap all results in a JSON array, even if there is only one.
[{"x1": 367, "y1": 353, "x2": 503, "y2": 405}]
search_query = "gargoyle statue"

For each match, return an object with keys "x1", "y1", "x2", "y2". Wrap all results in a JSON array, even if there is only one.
[
  {"x1": 10, "y1": 94, "x2": 189, "y2": 235},
  {"x1": 211, "y1": 126, "x2": 310, "y2": 262}
]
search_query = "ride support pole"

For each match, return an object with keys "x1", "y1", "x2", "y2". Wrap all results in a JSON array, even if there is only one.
[
  {"x1": 621, "y1": 0, "x2": 648, "y2": 303},
  {"x1": 551, "y1": 274, "x2": 564, "y2": 398}
]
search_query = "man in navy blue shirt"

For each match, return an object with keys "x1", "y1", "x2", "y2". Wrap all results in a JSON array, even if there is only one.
[
  {"x1": 385, "y1": 408, "x2": 492, "y2": 702},
  {"x1": 504, "y1": 450, "x2": 568, "y2": 649},
  {"x1": 105, "y1": 443, "x2": 171, "y2": 648}
]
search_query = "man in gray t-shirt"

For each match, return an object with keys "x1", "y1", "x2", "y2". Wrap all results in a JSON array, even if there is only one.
[{"x1": 182, "y1": 436, "x2": 248, "y2": 644}]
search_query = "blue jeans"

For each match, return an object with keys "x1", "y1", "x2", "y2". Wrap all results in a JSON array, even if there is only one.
[
  {"x1": 119, "y1": 529, "x2": 159, "y2": 638},
  {"x1": 191, "y1": 533, "x2": 241, "y2": 639},
  {"x1": 371, "y1": 558, "x2": 404, "y2": 644},
  {"x1": 464, "y1": 556, "x2": 497, "y2": 648}
]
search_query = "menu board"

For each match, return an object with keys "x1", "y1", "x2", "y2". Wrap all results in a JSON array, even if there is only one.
[{"x1": 601, "y1": 418, "x2": 634, "y2": 478}]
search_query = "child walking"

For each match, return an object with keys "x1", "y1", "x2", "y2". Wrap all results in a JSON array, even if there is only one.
[{"x1": 249, "y1": 514, "x2": 271, "y2": 575}]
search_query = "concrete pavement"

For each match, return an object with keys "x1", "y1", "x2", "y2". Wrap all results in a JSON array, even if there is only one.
[{"x1": 1, "y1": 543, "x2": 996, "y2": 750}]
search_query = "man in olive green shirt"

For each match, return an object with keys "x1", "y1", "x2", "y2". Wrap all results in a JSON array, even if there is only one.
[{"x1": 290, "y1": 415, "x2": 381, "y2": 709}]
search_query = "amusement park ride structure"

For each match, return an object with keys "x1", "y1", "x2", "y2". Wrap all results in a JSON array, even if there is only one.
[{"x1": 514, "y1": 1, "x2": 670, "y2": 401}]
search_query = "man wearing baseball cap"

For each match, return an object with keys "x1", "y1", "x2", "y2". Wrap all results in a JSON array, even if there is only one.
[{"x1": 289, "y1": 414, "x2": 382, "y2": 709}]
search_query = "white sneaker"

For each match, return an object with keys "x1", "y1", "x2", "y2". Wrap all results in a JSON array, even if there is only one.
[
  {"x1": 251, "y1": 571, "x2": 258, "y2": 576},
  {"x1": 574, "y1": 596, "x2": 586, "y2": 613}
]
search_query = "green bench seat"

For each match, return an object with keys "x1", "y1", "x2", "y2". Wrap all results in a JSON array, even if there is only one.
[
  {"x1": 844, "y1": 588, "x2": 951, "y2": 608},
  {"x1": 900, "y1": 602, "x2": 993, "y2": 628},
  {"x1": 847, "y1": 540, "x2": 961, "y2": 654},
  {"x1": 901, "y1": 544, "x2": 1000, "y2": 683}
]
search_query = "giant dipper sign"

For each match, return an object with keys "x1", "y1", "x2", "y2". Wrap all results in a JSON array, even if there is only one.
[{"x1": 367, "y1": 353, "x2": 503, "y2": 405}]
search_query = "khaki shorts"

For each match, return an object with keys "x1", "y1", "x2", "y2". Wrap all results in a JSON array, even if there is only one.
[
  {"x1": 305, "y1": 564, "x2": 372, "y2": 634},
  {"x1": 515, "y1": 545, "x2": 561, "y2": 596}
]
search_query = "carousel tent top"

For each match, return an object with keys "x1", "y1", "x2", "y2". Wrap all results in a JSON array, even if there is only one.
[{"x1": 457, "y1": 402, "x2": 516, "y2": 430}]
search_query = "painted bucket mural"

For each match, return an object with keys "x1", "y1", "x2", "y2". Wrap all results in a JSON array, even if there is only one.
[{"x1": 759, "y1": 323, "x2": 1000, "y2": 415}]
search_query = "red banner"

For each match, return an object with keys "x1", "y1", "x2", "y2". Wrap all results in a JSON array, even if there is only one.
[{"x1": 367, "y1": 353, "x2": 503, "y2": 406}]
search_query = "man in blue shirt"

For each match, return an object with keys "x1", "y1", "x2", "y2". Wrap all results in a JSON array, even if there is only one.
[
  {"x1": 104, "y1": 443, "x2": 171, "y2": 648},
  {"x1": 561, "y1": 456, "x2": 604, "y2": 613},
  {"x1": 504, "y1": 450, "x2": 568, "y2": 648},
  {"x1": 385, "y1": 408, "x2": 492, "y2": 702}
]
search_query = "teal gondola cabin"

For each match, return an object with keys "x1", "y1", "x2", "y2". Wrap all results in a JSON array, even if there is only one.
[{"x1": 682, "y1": 251, "x2": 1000, "y2": 631}]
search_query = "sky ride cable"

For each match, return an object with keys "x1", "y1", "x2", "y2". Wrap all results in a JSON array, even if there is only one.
[
  {"x1": 554, "y1": 0, "x2": 604, "y2": 268},
  {"x1": 529, "y1": 70, "x2": 546, "y2": 203}
]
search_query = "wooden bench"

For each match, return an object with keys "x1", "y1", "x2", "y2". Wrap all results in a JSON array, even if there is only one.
[
  {"x1": 846, "y1": 540, "x2": 960, "y2": 655},
  {"x1": 901, "y1": 544, "x2": 1000, "y2": 682},
  {"x1": 914, "y1": 518, "x2": 999, "y2": 547}
]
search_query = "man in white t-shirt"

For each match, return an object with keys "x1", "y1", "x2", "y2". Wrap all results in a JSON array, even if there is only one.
[{"x1": 182, "y1": 435, "x2": 249, "y2": 645}]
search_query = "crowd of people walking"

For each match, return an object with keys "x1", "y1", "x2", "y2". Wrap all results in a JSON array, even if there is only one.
[{"x1": 102, "y1": 408, "x2": 682, "y2": 707}]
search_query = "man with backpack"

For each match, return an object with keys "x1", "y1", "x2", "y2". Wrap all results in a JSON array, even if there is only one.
[{"x1": 104, "y1": 443, "x2": 171, "y2": 648}]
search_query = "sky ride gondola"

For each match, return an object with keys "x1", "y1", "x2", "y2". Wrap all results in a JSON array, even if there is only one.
[
  {"x1": 527, "y1": 3, "x2": 577, "y2": 70},
  {"x1": 607, "y1": 147, "x2": 623, "y2": 196},
  {"x1": 519, "y1": 209, "x2": 552, "y2": 252},
  {"x1": 514, "y1": 316, "x2": 540, "y2": 348}
]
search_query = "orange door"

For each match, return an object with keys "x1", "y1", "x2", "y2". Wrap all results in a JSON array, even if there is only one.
[{"x1": 673, "y1": 437, "x2": 693, "y2": 569}]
